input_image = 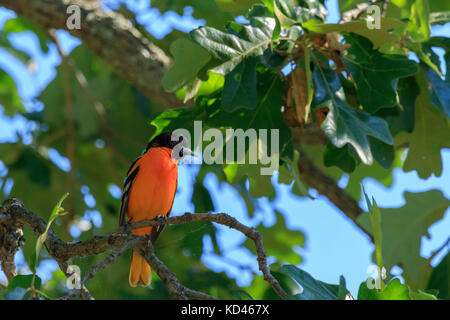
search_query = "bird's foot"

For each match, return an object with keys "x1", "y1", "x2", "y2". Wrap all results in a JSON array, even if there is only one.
[
  {"x1": 155, "y1": 215, "x2": 167, "y2": 225},
  {"x1": 124, "y1": 218, "x2": 133, "y2": 235}
]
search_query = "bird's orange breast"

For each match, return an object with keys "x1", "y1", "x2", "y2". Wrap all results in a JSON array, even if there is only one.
[{"x1": 127, "y1": 147, "x2": 178, "y2": 236}]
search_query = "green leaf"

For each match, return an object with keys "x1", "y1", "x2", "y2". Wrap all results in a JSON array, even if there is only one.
[
  {"x1": 273, "y1": 0, "x2": 315, "y2": 26},
  {"x1": 396, "y1": 71, "x2": 450, "y2": 179},
  {"x1": 337, "y1": 276, "x2": 349, "y2": 300},
  {"x1": 222, "y1": 57, "x2": 258, "y2": 111},
  {"x1": 190, "y1": 13, "x2": 275, "y2": 75},
  {"x1": 176, "y1": 72, "x2": 225, "y2": 103},
  {"x1": 409, "y1": 289, "x2": 438, "y2": 300},
  {"x1": 323, "y1": 142, "x2": 358, "y2": 173},
  {"x1": 358, "y1": 190, "x2": 450, "y2": 288},
  {"x1": 273, "y1": 0, "x2": 297, "y2": 27},
  {"x1": 3, "y1": 17, "x2": 48, "y2": 53},
  {"x1": 344, "y1": 150, "x2": 402, "y2": 201},
  {"x1": 30, "y1": 193, "x2": 69, "y2": 272},
  {"x1": 303, "y1": 18, "x2": 406, "y2": 52},
  {"x1": 224, "y1": 162, "x2": 277, "y2": 200},
  {"x1": 358, "y1": 278, "x2": 411, "y2": 300},
  {"x1": 189, "y1": 6, "x2": 290, "y2": 111},
  {"x1": 303, "y1": 0, "x2": 328, "y2": 21},
  {"x1": 362, "y1": 189, "x2": 384, "y2": 279},
  {"x1": 49, "y1": 192, "x2": 69, "y2": 221},
  {"x1": 197, "y1": 72, "x2": 225, "y2": 96},
  {"x1": 408, "y1": 41, "x2": 443, "y2": 77},
  {"x1": 281, "y1": 264, "x2": 349, "y2": 300},
  {"x1": 232, "y1": 289, "x2": 255, "y2": 300},
  {"x1": 151, "y1": 73, "x2": 292, "y2": 190},
  {"x1": 178, "y1": 221, "x2": 218, "y2": 259},
  {"x1": 369, "y1": 138, "x2": 395, "y2": 169},
  {"x1": 151, "y1": 0, "x2": 260, "y2": 29},
  {"x1": 243, "y1": 211, "x2": 305, "y2": 264},
  {"x1": 192, "y1": 180, "x2": 215, "y2": 213},
  {"x1": 176, "y1": 78, "x2": 202, "y2": 103},
  {"x1": 406, "y1": 0, "x2": 430, "y2": 42},
  {"x1": 425, "y1": 53, "x2": 450, "y2": 118},
  {"x1": 377, "y1": 76, "x2": 418, "y2": 136},
  {"x1": 312, "y1": 64, "x2": 394, "y2": 165},
  {"x1": 9, "y1": 149, "x2": 50, "y2": 187},
  {"x1": 427, "y1": 252, "x2": 449, "y2": 299},
  {"x1": 343, "y1": 34, "x2": 418, "y2": 113},
  {"x1": 0, "y1": 32, "x2": 32, "y2": 64},
  {"x1": 162, "y1": 38, "x2": 211, "y2": 93},
  {"x1": 427, "y1": 36, "x2": 450, "y2": 52},
  {"x1": 38, "y1": 47, "x2": 101, "y2": 139},
  {"x1": 282, "y1": 151, "x2": 310, "y2": 197},
  {"x1": 244, "y1": 264, "x2": 293, "y2": 299},
  {"x1": 0, "y1": 69, "x2": 25, "y2": 116},
  {"x1": 7, "y1": 274, "x2": 42, "y2": 291}
]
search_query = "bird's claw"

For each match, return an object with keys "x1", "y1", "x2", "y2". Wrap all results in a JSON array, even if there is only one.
[
  {"x1": 155, "y1": 215, "x2": 167, "y2": 225},
  {"x1": 124, "y1": 218, "x2": 133, "y2": 235}
]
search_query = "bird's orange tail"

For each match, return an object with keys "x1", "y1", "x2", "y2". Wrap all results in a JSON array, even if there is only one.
[{"x1": 129, "y1": 250, "x2": 151, "y2": 287}]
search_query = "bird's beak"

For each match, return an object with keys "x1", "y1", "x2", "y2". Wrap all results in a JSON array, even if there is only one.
[{"x1": 183, "y1": 148, "x2": 198, "y2": 158}]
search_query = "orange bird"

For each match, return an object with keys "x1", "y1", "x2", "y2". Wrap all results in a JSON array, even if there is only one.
[{"x1": 119, "y1": 132, "x2": 190, "y2": 287}]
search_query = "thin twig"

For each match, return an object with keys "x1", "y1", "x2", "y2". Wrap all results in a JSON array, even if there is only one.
[{"x1": 381, "y1": 0, "x2": 390, "y2": 18}]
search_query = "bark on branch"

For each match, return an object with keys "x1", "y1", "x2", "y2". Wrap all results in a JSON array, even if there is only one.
[
  {"x1": 0, "y1": 198, "x2": 288, "y2": 300},
  {"x1": 0, "y1": 0, "x2": 183, "y2": 107}
]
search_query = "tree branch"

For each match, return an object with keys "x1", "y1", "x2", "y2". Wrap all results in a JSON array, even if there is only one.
[
  {"x1": 0, "y1": 0, "x2": 183, "y2": 108},
  {"x1": 340, "y1": 0, "x2": 383, "y2": 23},
  {"x1": 381, "y1": 0, "x2": 390, "y2": 18},
  {"x1": 0, "y1": 198, "x2": 94, "y2": 299},
  {"x1": 0, "y1": 208, "x2": 24, "y2": 281},
  {"x1": 137, "y1": 239, "x2": 217, "y2": 300},
  {"x1": 0, "y1": 198, "x2": 288, "y2": 300},
  {"x1": 132, "y1": 212, "x2": 289, "y2": 299}
]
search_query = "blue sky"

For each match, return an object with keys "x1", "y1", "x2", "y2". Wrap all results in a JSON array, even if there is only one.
[{"x1": 0, "y1": 0, "x2": 449, "y2": 297}]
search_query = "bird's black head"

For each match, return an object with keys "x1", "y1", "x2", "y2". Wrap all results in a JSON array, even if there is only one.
[{"x1": 145, "y1": 132, "x2": 184, "y2": 152}]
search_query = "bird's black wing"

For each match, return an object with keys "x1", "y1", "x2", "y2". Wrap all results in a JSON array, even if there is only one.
[
  {"x1": 119, "y1": 158, "x2": 141, "y2": 227},
  {"x1": 150, "y1": 180, "x2": 177, "y2": 244}
]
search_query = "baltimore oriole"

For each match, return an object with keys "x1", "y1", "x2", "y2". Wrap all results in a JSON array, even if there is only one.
[{"x1": 119, "y1": 132, "x2": 191, "y2": 287}]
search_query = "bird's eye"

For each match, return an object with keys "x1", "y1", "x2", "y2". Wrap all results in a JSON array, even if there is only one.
[{"x1": 178, "y1": 136, "x2": 183, "y2": 142}]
